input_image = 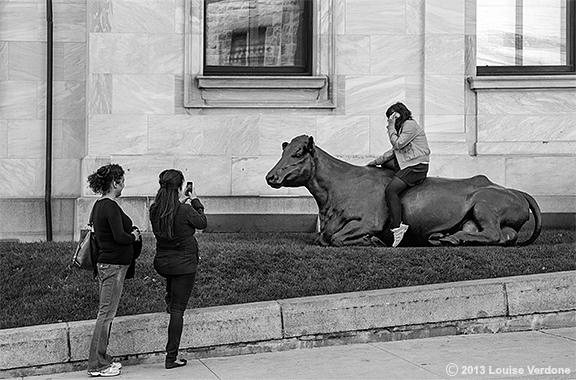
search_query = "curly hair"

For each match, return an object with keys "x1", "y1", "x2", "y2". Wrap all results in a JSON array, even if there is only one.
[
  {"x1": 149, "y1": 169, "x2": 185, "y2": 239},
  {"x1": 386, "y1": 102, "x2": 413, "y2": 132},
  {"x1": 87, "y1": 163, "x2": 125, "y2": 195}
]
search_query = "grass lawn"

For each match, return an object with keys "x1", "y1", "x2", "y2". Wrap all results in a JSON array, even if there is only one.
[{"x1": 1, "y1": 229, "x2": 574, "y2": 330}]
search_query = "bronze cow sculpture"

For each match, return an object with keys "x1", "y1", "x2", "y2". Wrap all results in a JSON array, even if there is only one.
[{"x1": 265, "y1": 135, "x2": 542, "y2": 247}]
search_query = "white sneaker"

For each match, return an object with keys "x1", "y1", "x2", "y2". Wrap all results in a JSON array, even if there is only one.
[
  {"x1": 391, "y1": 223, "x2": 409, "y2": 247},
  {"x1": 110, "y1": 362, "x2": 122, "y2": 370},
  {"x1": 88, "y1": 366, "x2": 121, "y2": 377}
]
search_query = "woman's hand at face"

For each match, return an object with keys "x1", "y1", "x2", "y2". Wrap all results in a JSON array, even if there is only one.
[{"x1": 388, "y1": 112, "x2": 400, "y2": 122}]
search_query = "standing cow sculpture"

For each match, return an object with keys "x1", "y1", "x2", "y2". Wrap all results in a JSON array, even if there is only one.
[{"x1": 265, "y1": 135, "x2": 541, "y2": 247}]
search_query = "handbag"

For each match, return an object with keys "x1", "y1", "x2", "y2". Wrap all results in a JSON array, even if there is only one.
[{"x1": 73, "y1": 208, "x2": 99, "y2": 270}]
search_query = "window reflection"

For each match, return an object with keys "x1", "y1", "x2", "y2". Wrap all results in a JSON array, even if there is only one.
[
  {"x1": 205, "y1": 0, "x2": 309, "y2": 71},
  {"x1": 477, "y1": 0, "x2": 568, "y2": 67}
]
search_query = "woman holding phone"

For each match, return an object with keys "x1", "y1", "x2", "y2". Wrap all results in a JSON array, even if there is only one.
[{"x1": 149, "y1": 169, "x2": 207, "y2": 369}]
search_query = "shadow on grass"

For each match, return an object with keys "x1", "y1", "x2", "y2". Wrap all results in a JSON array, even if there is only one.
[{"x1": 0, "y1": 229, "x2": 574, "y2": 330}]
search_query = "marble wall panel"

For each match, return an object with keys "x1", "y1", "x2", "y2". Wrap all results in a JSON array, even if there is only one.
[
  {"x1": 0, "y1": 81, "x2": 39, "y2": 121},
  {"x1": 405, "y1": 75, "x2": 424, "y2": 117},
  {"x1": 317, "y1": 115, "x2": 370, "y2": 155},
  {"x1": 369, "y1": 115, "x2": 393, "y2": 155},
  {"x1": 37, "y1": 3, "x2": 86, "y2": 43},
  {"x1": 174, "y1": 156, "x2": 232, "y2": 196},
  {"x1": 61, "y1": 119, "x2": 86, "y2": 159},
  {"x1": 52, "y1": 159, "x2": 81, "y2": 196},
  {"x1": 37, "y1": 81, "x2": 86, "y2": 120},
  {"x1": 477, "y1": 142, "x2": 576, "y2": 156},
  {"x1": 0, "y1": 42, "x2": 8, "y2": 81},
  {"x1": 112, "y1": 74, "x2": 174, "y2": 115},
  {"x1": 371, "y1": 35, "x2": 423, "y2": 75},
  {"x1": 346, "y1": 0, "x2": 405, "y2": 35},
  {"x1": 0, "y1": 159, "x2": 40, "y2": 197},
  {"x1": 0, "y1": 2, "x2": 38, "y2": 41},
  {"x1": 345, "y1": 75, "x2": 405, "y2": 115},
  {"x1": 425, "y1": 35, "x2": 465, "y2": 75},
  {"x1": 258, "y1": 115, "x2": 318, "y2": 156},
  {"x1": 425, "y1": 115, "x2": 465, "y2": 134},
  {"x1": 148, "y1": 115, "x2": 203, "y2": 155},
  {"x1": 428, "y1": 141, "x2": 469, "y2": 155},
  {"x1": 88, "y1": 0, "x2": 112, "y2": 33},
  {"x1": 149, "y1": 35, "x2": 184, "y2": 74},
  {"x1": 62, "y1": 43, "x2": 86, "y2": 81},
  {"x1": 109, "y1": 155, "x2": 176, "y2": 196},
  {"x1": 505, "y1": 157, "x2": 576, "y2": 196},
  {"x1": 465, "y1": 0, "x2": 476, "y2": 36},
  {"x1": 108, "y1": 0, "x2": 175, "y2": 34},
  {"x1": 425, "y1": 75, "x2": 465, "y2": 115},
  {"x1": 406, "y1": 0, "x2": 424, "y2": 35},
  {"x1": 334, "y1": 0, "x2": 345, "y2": 35},
  {"x1": 429, "y1": 155, "x2": 505, "y2": 185},
  {"x1": 7, "y1": 42, "x2": 44, "y2": 80},
  {"x1": 477, "y1": 91, "x2": 576, "y2": 115},
  {"x1": 425, "y1": 0, "x2": 464, "y2": 34},
  {"x1": 231, "y1": 156, "x2": 270, "y2": 196},
  {"x1": 201, "y1": 116, "x2": 260, "y2": 156},
  {"x1": 0, "y1": 120, "x2": 8, "y2": 158},
  {"x1": 231, "y1": 156, "x2": 310, "y2": 197},
  {"x1": 89, "y1": 74, "x2": 112, "y2": 114},
  {"x1": 478, "y1": 115, "x2": 576, "y2": 142},
  {"x1": 89, "y1": 34, "x2": 148, "y2": 74},
  {"x1": 175, "y1": 0, "x2": 185, "y2": 34},
  {"x1": 88, "y1": 114, "x2": 147, "y2": 156},
  {"x1": 336, "y1": 35, "x2": 370, "y2": 75}
]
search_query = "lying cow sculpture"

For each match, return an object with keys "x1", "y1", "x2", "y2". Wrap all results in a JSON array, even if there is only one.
[{"x1": 265, "y1": 135, "x2": 542, "y2": 247}]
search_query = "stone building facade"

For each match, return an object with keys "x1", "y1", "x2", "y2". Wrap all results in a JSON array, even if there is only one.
[{"x1": 0, "y1": 0, "x2": 574, "y2": 241}]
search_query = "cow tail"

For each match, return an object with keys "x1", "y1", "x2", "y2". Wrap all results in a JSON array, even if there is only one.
[{"x1": 516, "y1": 191, "x2": 542, "y2": 246}]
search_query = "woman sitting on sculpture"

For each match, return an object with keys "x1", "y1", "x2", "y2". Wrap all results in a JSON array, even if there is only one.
[{"x1": 367, "y1": 102, "x2": 431, "y2": 247}]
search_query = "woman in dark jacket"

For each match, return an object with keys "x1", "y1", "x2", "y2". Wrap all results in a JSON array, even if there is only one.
[
  {"x1": 149, "y1": 169, "x2": 207, "y2": 369},
  {"x1": 87, "y1": 163, "x2": 141, "y2": 377}
]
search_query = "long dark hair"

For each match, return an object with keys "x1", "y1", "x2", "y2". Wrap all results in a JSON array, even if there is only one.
[
  {"x1": 386, "y1": 102, "x2": 413, "y2": 132},
  {"x1": 87, "y1": 163, "x2": 124, "y2": 195},
  {"x1": 149, "y1": 169, "x2": 185, "y2": 239}
]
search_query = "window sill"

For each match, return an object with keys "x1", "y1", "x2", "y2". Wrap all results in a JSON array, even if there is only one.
[
  {"x1": 186, "y1": 76, "x2": 335, "y2": 109},
  {"x1": 468, "y1": 75, "x2": 576, "y2": 91}
]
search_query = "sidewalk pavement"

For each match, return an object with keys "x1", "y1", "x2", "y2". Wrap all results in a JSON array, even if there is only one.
[{"x1": 22, "y1": 327, "x2": 575, "y2": 380}]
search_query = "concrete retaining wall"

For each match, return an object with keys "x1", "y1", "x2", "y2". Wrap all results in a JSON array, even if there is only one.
[{"x1": 1, "y1": 271, "x2": 574, "y2": 378}]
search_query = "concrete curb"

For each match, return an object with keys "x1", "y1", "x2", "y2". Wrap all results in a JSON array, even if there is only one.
[{"x1": 1, "y1": 271, "x2": 574, "y2": 378}]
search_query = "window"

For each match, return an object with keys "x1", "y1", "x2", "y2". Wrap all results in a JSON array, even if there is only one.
[
  {"x1": 204, "y1": 0, "x2": 313, "y2": 76},
  {"x1": 476, "y1": 0, "x2": 575, "y2": 75}
]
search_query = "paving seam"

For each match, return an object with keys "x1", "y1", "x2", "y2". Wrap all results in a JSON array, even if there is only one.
[{"x1": 367, "y1": 342, "x2": 450, "y2": 380}]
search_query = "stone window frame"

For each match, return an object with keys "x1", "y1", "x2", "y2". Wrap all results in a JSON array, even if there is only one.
[{"x1": 184, "y1": 0, "x2": 336, "y2": 109}]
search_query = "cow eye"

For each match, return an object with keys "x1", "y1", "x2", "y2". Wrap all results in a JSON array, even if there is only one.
[{"x1": 292, "y1": 149, "x2": 304, "y2": 158}]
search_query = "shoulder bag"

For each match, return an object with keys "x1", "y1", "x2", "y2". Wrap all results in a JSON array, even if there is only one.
[{"x1": 73, "y1": 208, "x2": 99, "y2": 270}]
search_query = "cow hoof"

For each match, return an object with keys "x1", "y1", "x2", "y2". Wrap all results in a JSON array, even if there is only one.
[
  {"x1": 428, "y1": 233, "x2": 445, "y2": 246},
  {"x1": 439, "y1": 236, "x2": 459, "y2": 246},
  {"x1": 369, "y1": 236, "x2": 387, "y2": 247}
]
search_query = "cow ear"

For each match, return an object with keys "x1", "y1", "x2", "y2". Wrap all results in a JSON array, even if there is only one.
[
  {"x1": 282, "y1": 142, "x2": 288, "y2": 150},
  {"x1": 306, "y1": 136, "x2": 315, "y2": 155}
]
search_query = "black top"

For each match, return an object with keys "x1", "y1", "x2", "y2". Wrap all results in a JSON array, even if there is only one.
[
  {"x1": 92, "y1": 198, "x2": 135, "y2": 265},
  {"x1": 152, "y1": 198, "x2": 207, "y2": 276}
]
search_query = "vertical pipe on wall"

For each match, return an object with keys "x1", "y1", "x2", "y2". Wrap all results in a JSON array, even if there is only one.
[{"x1": 45, "y1": 0, "x2": 53, "y2": 241}]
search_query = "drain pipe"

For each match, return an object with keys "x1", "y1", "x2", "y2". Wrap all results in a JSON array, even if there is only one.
[{"x1": 45, "y1": 0, "x2": 53, "y2": 241}]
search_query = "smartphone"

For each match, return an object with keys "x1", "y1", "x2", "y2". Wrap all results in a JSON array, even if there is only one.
[{"x1": 184, "y1": 181, "x2": 193, "y2": 196}]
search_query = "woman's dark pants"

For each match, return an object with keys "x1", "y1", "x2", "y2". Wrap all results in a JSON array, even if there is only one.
[{"x1": 164, "y1": 273, "x2": 196, "y2": 363}]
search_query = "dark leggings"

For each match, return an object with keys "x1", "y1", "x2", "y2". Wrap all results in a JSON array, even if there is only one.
[
  {"x1": 382, "y1": 161, "x2": 407, "y2": 229},
  {"x1": 164, "y1": 272, "x2": 196, "y2": 362}
]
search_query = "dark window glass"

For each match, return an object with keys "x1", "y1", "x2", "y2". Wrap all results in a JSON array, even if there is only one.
[
  {"x1": 477, "y1": 0, "x2": 575, "y2": 75},
  {"x1": 204, "y1": 0, "x2": 313, "y2": 76}
]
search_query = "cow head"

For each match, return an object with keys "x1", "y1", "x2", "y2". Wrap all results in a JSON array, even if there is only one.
[{"x1": 266, "y1": 135, "x2": 316, "y2": 189}]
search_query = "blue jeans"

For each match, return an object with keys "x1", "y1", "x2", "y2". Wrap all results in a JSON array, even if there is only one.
[
  {"x1": 164, "y1": 273, "x2": 196, "y2": 363},
  {"x1": 87, "y1": 263, "x2": 129, "y2": 371}
]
